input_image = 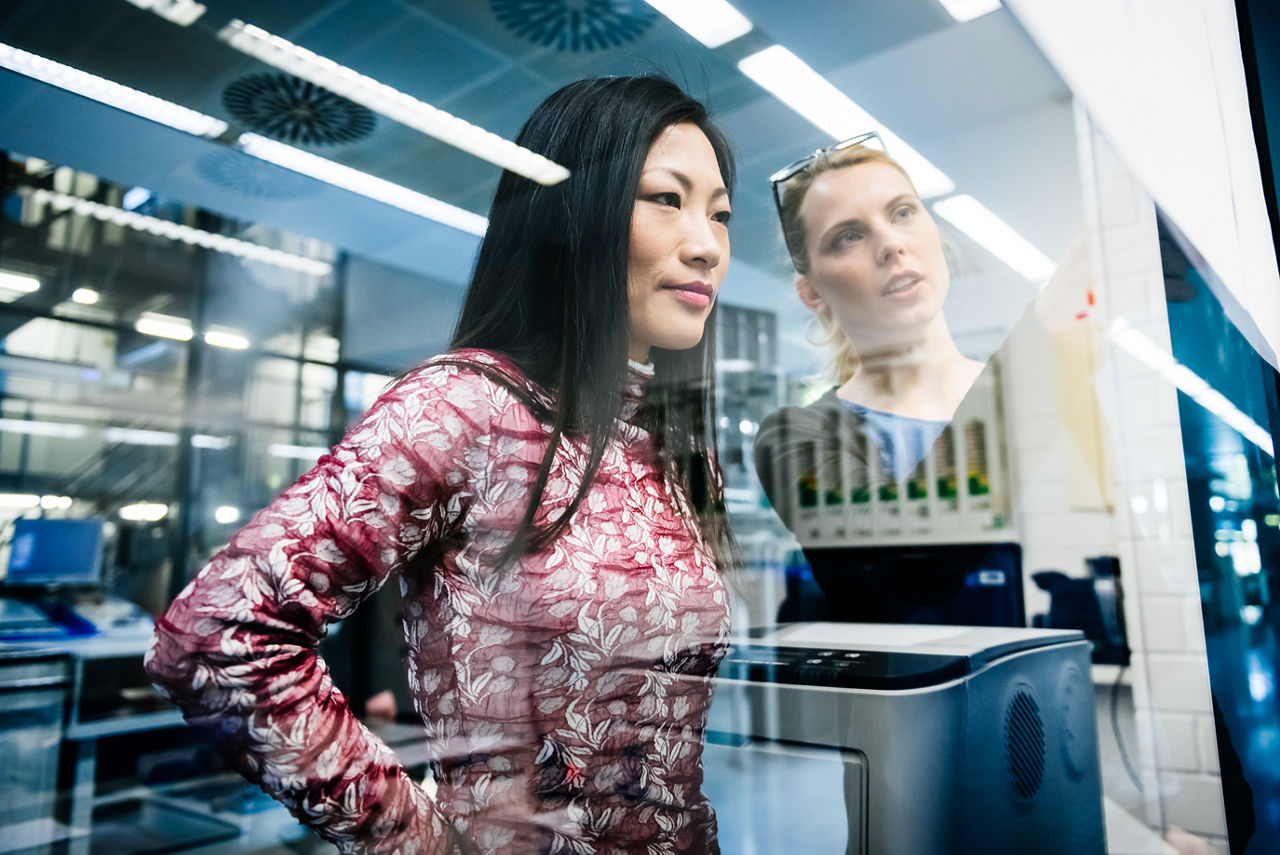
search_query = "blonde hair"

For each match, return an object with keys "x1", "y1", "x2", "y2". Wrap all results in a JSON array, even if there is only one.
[
  {"x1": 809, "y1": 308, "x2": 860, "y2": 384},
  {"x1": 777, "y1": 144, "x2": 914, "y2": 275},
  {"x1": 776, "y1": 144, "x2": 917, "y2": 384}
]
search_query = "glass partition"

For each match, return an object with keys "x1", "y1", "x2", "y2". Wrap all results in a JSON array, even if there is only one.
[{"x1": 0, "y1": 1, "x2": 1263, "y2": 852}]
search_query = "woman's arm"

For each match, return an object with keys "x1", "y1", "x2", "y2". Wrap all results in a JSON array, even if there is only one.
[{"x1": 145, "y1": 361, "x2": 493, "y2": 854}]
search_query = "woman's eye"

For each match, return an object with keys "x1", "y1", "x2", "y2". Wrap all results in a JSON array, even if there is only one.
[
  {"x1": 831, "y1": 229, "x2": 860, "y2": 249},
  {"x1": 712, "y1": 209, "x2": 732, "y2": 224},
  {"x1": 893, "y1": 205, "x2": 915, "y2": 221},
  {"x1": 651, "y1": 192, "x2": 681, "y2": 208}
]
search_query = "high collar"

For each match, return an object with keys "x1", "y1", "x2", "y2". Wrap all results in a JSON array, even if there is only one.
[{"x1": 621, "y1": 359, "x2": 655, "y2": 423}]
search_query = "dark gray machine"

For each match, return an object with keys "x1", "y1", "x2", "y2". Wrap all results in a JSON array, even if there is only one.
[{"x1": 716, "y1": 623, "x2": 1106, "y2": 854}]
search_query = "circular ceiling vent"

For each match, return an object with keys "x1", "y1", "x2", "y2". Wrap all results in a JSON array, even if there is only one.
[
  {"x1": 222, "y1": 73, "x2": 376, "y2": 145},
  {"x1": 490, "y1": 0, "x2": 656, "y2": 51}
]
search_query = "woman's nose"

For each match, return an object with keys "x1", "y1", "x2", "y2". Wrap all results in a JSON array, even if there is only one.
[
  {"x1": 876, "y1": 229, "x2": 906, "y2": 264},
  {"x1": 682, "y1": 216, "x2": 723, "y2": 270}
]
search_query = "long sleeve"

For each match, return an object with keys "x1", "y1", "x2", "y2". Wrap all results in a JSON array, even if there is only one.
[{"x1": 145, "y1": 361, "x2": 493, "y2": 855}]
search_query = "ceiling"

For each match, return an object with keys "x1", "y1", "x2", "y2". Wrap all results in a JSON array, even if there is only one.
[{"x1": 0, "y1": 0, "x2": 1082, "y2": 371}]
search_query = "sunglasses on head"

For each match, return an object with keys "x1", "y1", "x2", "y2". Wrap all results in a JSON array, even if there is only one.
[{"x1": 769, "y1": 130, "x2": 886, "y2": 228}]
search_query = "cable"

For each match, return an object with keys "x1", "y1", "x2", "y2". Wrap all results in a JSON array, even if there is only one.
[{"x1": 1111, "y1": 664, "x2": 1145, "y2": 793}]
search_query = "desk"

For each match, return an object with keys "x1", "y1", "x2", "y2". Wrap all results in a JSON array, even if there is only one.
[
  {"x1": 0, "y1": 647, "x2": 73, "y2": 853},
  {"x1": 1, "y1": 625, "x2": 192, "y2": 854}
]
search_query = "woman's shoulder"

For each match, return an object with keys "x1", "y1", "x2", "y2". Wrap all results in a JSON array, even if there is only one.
[
  {"x1": 394, "y1": 348, "x2": 554, "y2": 415},
  {"x1": 755, "y1": 387, "x2": 866, "y2": 458},
  {"x1": 758, "y1": 388, "x2": 851, "y2": 434}
]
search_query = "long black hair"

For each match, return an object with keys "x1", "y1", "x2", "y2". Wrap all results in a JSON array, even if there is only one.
[{"x1": 447, "y1": 75, "x2": 738, "y2": 572}]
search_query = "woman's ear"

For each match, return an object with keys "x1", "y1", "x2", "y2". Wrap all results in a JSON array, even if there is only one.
[{"x1": 796, "y1": 276, "x2": 826, "y2": 312}]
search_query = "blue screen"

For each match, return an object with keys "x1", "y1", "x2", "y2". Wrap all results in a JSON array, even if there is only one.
[{"x1": 5, "y1": 518, "x2": 105, "y2": 587}]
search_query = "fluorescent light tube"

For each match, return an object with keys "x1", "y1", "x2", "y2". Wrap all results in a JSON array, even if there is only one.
[
  {"x1": 931, "y1": 194, "x2": 1056, "y2": 282},
  {"x1": 217, "y1": 20, "x2": 569, "y2": 186},
  {"x1": 124, "y1": 0, "x2": 207, "y2": 27},
  {"x1": 105, "y1": 426, "x2": 179, "y2": 446},
  {"x1": 0, "y1": 493, "x2": 41, "y2": 509},
  {"x1": 1109, "y1": 319, "x2": 1274, "y2": 456},
  {"x1": 0, "y1": 418, "x2": 88, "y2": 439},
  {"x1": 738, "y1": 45, "x2": 954, "y2": 198},
  {"x1": 215, "y1": 505, "x2": 241, "y2": 524},
  {"x1": 938, "y1": 0, "x2": 1002, "y2": 23},
  {"x1": 0, "y1": 43, "x2": 227, "y2": 138},
  {"x1": 72, "y1": 287, "x2": 100, "y2": 304},
  {"x1": 3, "y1": 42, "x2": 484, "y2": 244},
  {"x1": 0, "y1": 271, "x2": 40, "y2": 293},
  {"x1": 644, "y1": 0, "x2": 752, "y2": 48},
  {"x1": 717, "y1": 358, "x2": 756, "y2": 373},
  {"x1": 191, "y1": 434, "x2": 233, "y2": 449},
  {"x1": 237, "y1": 133, "x2": 488, "y2": 235},
  {"x1": 135, "y1": 312, "x2": 193, "y2": 341},
  {"x1": 26, "y1": 188, "x2": 332, "y2": 276},
  {"x1": 204, "y1": 328, "x2": 251, "y2": 350}
]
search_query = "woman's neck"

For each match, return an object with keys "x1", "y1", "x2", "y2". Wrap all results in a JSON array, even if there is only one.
[{"x1": 837, "y1": 324, "x2": 982, "y2": 420}]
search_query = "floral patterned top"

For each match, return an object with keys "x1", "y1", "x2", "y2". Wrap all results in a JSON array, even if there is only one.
[{"x1": 145, "y1": 349, "x2": 731, "y2": 855}]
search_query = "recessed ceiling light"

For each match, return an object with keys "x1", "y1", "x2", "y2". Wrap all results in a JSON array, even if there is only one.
[
  {"x1": 26, "y1": 188, "x2": 332, "y2": 276},
  {"x1": 72, "y1": 287, "x2": 101, "y2": 305},
  {"x1": 217, "y1": 20, "x2": 569, "y2": 186},
  {"x1": 643, "y1": 0, "x2": 752, "y2": 48},
  {"x1": 236, "y1": 133, "x2": 488, "y2": 235},
  {"x1": 0, "y1": 43, "x2": 227, "y2": 137},
  {"x1": 738, "y1": 45, "x2": 955, "y2": 198},
  {"x1": 931, "y1": 194, "x2": 1055, "y2": 282}
]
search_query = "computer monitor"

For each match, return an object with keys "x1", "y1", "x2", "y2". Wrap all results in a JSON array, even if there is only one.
[
  {"x1": 804, "y1": 541, "x2": 1025, "y2": 627},
  {"x1": 4, "y1": 517, "x2": 106, "y2": 589}
]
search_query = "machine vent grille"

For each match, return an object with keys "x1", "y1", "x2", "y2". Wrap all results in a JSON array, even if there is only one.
[
  {"x1": 1005, "y1": 687, "x2": 1046, "y2": 800},
  {"x1": 222, "y1": 73, "x2": 376, "y2": 145},
  {"x1": 490, "y1": 0, "x2": 655, "y2": 52}
]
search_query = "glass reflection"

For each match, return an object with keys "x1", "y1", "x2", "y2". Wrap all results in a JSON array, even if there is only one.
[
  {"x1": 1164, "y1": 212, "x2": 1278, "y2": 853},
  {"x1": 0, "y1": 1, "x2": 1249, "y2": 853}
]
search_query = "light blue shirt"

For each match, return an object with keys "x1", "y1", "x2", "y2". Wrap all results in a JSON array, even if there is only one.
[{"x1": 839, "y1": 400, "x2": 948, "y2": 482}]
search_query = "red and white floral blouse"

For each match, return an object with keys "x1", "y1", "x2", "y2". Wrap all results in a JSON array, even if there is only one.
[{"x1": 145, "y1": 349, "x2": 731, "y2": 855}]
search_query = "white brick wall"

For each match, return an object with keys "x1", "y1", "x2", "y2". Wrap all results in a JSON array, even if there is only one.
[
  {"x1": 1002, "y1": 111, "x2": 1229, "y2": 845},
  {"x1": 1006, "y1": 0, "x2": 1280, "y2": 368},
  {"x1": 1082, "y1": 124, "x2": 1228, "y2": 845}
]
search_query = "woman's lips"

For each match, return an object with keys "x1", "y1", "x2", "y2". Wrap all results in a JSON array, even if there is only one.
[
  {"x1": 882, "y1": 272, "x2": 922, "y2": 297},
  {"x1": 664, "y1": 282, "x2": 714, "y2": 307}
]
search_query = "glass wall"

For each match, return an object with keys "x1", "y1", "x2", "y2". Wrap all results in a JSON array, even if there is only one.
[
  {"x1": 0, "y1": 163, "x2": 349, "y2": 607},
  {"x1": 0, "y1": 0, "x2": 1269, "y2": 853}
]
